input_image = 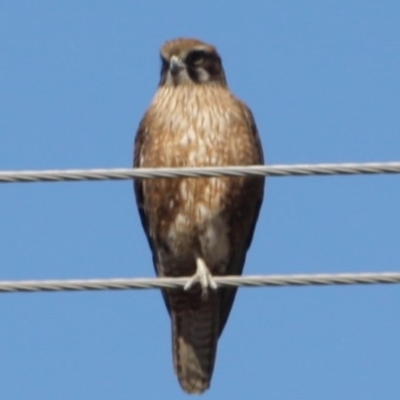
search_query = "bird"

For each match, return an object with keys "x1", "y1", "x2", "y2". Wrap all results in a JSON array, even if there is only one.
[{"x1": 133, "y1": 38, "x2": 264, "y2": 394}]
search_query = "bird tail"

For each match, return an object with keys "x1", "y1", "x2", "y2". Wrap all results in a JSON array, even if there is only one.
[{"x1": 170, "y1": 291, "x2": 220, "y2": 394}]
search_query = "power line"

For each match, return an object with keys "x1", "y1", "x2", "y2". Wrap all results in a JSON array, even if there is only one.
[
  {"x1": 1, "y1": 161, "x2": 400, "y2": 183},
  {"x1": 1, "y1": 272, "x2": 400, "y2": 293},
  {"x1": 2, "y1": 163, "x2": 398, "y2": 296}
]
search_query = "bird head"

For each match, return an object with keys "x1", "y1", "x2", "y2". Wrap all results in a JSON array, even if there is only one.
[{"x1": 159, "y1": 38, "x2": 227, "y2": 87}]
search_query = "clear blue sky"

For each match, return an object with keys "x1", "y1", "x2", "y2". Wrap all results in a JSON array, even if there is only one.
[{"x1": 1, "y1": 1, "x2": 400, "y2": 399}]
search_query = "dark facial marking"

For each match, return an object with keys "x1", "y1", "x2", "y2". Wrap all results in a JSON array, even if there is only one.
[
  {"x1": 159, "y1": 56, "x2": 169, "y2": 86},
  {"x1": 185, "y1": 49, "x2": 225, "y2": 84},
  {"x1": 185, "y1": 50, "x2": 208, "y2": 66}
]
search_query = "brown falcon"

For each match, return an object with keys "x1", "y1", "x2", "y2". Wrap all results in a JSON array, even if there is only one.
[{"x1": 134, "y1": 38, "x2": 264, "y2": 394}]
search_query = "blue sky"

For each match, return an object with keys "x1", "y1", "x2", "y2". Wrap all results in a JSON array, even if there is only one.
[{"x1": 1, "y1": 1, "x2": 400, "y2": 399}]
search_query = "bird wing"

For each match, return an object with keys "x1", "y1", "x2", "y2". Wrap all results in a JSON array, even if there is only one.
[
  {"x1": 218, "y1": 192, "x2": 263, "y2": 336},
  {"x1": 218, "y1": 107, "x2": 265, "y2": 336},
  {"x1": 133, "y1": 118, "x2": 155, "y2": 262},
  {"x1": 133, "y1": 117, "x2": 172, "y2": 314}
]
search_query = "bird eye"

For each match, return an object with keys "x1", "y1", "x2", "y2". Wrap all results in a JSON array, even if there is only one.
[{"x1": 187, "y1": 51, "x2": 206, "y2": 66}]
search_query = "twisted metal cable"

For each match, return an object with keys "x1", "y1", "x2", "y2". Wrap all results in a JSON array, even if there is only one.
[
  {"x1": 1, "y1": 272, "x2": 400, "y2": 293},
  {"x1": 1, "y1": 162, "x2": 400, "y2": 183}
]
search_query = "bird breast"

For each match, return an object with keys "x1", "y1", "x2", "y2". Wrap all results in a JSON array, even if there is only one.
[{"x1": 145, "y1": 85, "x2": 251, "y2": 168}]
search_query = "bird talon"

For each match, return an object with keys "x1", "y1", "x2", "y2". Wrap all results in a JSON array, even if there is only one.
[{"x1": 184, "y1": 257, "x2": 218, "y2": 296}]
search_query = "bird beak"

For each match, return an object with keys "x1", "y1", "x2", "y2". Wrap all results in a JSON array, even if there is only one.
[{"x1": 170, "y1": 55, "x2": 185, "y2": 75}]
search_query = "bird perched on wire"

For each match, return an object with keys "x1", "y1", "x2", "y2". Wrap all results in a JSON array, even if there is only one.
[{"x1": 133, "y1": 38, "x2": 264, "y2": 394}]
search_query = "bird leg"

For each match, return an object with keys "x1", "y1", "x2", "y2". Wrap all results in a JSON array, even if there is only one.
[{"x1": 184, "y1": 257, "x2": 218, "y2": 297}]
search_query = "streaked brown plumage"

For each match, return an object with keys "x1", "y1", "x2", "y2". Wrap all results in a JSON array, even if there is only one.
[{"x1": 134, "y1": 38, "x2": 264, "y2": 394}]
